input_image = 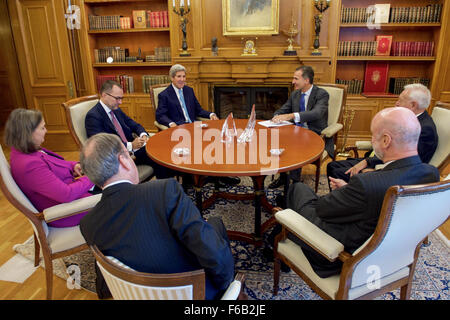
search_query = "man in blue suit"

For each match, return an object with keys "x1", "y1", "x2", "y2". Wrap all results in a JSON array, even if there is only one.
[
  {"x1": 85, "y1": 80, "x2": 171, "y2": 179},
  {"x1": 156, "y1": 64, "x2": 218, "y2": 127},
  {"x1": 156, "y1": 64, "x2": 240, "y2": 187}
]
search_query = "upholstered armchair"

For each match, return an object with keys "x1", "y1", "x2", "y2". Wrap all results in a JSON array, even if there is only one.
[
  {"x1": 273, "y1": 179, "x2": 450, "y2": 300},
  {"x1": 312, "y1": 83, "x2": 347, "y2": 192},
  {"x1": 62, "y1": 95, "x2": 154, "y2": 182},
  {"x1": 90, "y1": 244, "x2": 246, "y2": 300},
  {"x1": 0, "y1": 146, "x2": 101, "y2": 299}
]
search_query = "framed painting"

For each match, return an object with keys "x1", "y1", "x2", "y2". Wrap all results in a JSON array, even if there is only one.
[{"x1": 222, "y1": 0, "x2": 279, "y2": 36}]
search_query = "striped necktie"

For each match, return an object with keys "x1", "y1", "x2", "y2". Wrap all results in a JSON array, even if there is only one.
[
  {"x1": 110, "y1": 111, "x2": 128, "y2": 143},
  {"x1": 179, "y1": 88, "x2": 192, "y2": 123}
]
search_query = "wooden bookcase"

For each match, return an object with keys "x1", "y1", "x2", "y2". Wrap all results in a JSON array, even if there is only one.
[
  {"x1": 82, "y1": 0, "x2": 173, "y2": 132},
  {"x1": 334, "y1": 0, "x2": 446, "y2": 144}
]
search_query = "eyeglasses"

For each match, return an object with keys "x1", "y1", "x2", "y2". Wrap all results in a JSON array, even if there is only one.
[{"x1": 105, "y1": 92, "x2": 124, "y2": 101}]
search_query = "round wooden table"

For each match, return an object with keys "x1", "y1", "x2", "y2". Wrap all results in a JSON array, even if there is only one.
[{"x1": 146, "y1": 119, "x2": 324, "y2": 245}]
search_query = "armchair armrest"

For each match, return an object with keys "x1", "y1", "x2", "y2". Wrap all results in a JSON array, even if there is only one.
[
  {"x1": 321, "y1": 123, "x2": 343, "y2": 138},
  {"x1": 221, "y1": 272, "x2": 245, "y2": 300},
  {"x1": 154, "y1": 120, "x2": 169, "y2": 131},
  {"x1": 275, "y1": 209, "x2": 344, "y2": 261},
  {"x1": 355, "y1": 141, "x2": 372, "y2": 150},
  {"x1": 43, "y1": 193, "x2": 102, "y2": 223},
  {"x1": 196, "y1": 116, "x2": 210, "y2": 121}
]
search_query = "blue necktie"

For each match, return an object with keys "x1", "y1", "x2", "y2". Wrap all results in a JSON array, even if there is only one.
[
  {"x1": 179, "y1": 88, "x2": 192, "y2": 123},
  {"x1": 300, "y1": 93, "x2": 306, "y2": 113},
  {"x1": 296, "y1": 93, "x2": 306, "y2": 127}
]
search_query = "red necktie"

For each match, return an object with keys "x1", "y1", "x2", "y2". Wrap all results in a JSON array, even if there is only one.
[{"x1": 110, "y1": 111, "x2": 128, "y2": 143}]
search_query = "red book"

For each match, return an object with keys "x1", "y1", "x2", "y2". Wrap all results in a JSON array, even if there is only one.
[
  {"x1": 363, "y1": 62, "x2": 389, "y2": 94},
  {"x1": 375, "y1": 35, "x2": 392, "y2": 56},
  {"x1": 164, "y1": 11, "x2": 169, "y2": 27}
]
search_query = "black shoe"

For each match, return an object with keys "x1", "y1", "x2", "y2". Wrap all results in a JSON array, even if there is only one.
[
  {"x1": 280, "y1": 262, "x2": 291, "y2": 273},
  {"x1": 262, "y1": 246, "x2": 274, "y2": 262},
  {"x1": 268, "y1": 176, "x2": 286, "y2": 189},
  {"x1": 275, "y1": 194, "x2": 286, "y2": 208},
  {"x1": 219, "y1": 176, "x2": 241, "y2": 185}
]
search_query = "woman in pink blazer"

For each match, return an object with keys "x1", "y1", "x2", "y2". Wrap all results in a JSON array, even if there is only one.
[{"x1": 4, "y1": 109, "x2": 95, "y2": 228}]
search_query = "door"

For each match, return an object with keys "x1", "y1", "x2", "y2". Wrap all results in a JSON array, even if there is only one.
[{"x1": 8, "y1": 0, "x2": 77, "y2": 151}]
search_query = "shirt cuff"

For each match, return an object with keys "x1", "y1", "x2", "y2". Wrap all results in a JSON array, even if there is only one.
[
  {"x1": 293, "y1": 112, "x2": 301, "y2": 123},
  {"x1": 209, "y1": 113, "x2": 216, "y2": 119},
  {"x1": 127, "y1": 142, "x2": 133, "y2": 152},
  {"x1": 169, "y1": 122, "x2": 176, "y2": 127}
]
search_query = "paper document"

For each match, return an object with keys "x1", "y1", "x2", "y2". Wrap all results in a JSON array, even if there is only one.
[{"x1": 258, "y1": 120, "x2": 293, "y2": 128}]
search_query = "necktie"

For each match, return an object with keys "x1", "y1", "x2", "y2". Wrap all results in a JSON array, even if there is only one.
[
  {"x1": 300, "y1": 93, "x2": 306, "y2": 113},
  {"x1": 179, "y1": 88, "x2": 192, "y2": 123},
  {"x1": 110, "y1": 111, "x2": 128, "y2": 144}
]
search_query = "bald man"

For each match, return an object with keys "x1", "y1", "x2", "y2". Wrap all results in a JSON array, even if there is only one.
[
  {"x1": 327, "y1": 83, "x2": 438, "y2": 183},
  {"x1": 267, "y1": 107, "x2": 439, "y2": 277}
]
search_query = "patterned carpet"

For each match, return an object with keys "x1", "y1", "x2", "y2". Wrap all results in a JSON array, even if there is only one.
[{"x1": 13, "y1": 174, "x2": 450, "y2": 300}]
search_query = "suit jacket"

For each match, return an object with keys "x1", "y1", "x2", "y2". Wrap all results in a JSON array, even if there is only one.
[
  {"x1": 80, "y1": 179, "x2": 235, "y2": 299},
  {"x1": 366, "y1": 110, "x2": 438, "y2": 167},
  {"x1": 313, "y1": 156, "x2": 439, "y2": 252},
  {"x1": 10, "y1": 147, "x2": 94, "y2": 227},
  {"x1": 274, "y1": 85, "x2": 333, "y2": 156},
  {"x1": 85, "y1": 102, "x2": 147, "y2": 145},
  {"x1": 156, "y1": 85, "x2": 212, "y2": 127}
]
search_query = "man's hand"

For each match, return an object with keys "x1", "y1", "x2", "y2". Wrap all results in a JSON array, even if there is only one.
[
  {"x1": 271, "y1": 113, "x2": 294, "y2": 123},
  {"x1": 329, "y1": 177, "x2": 347, "y2": 190},
  {"x1": 210, "y1": 114, "x2": 219, "y2": 121},
  {"x1": 73, "y1": 163, "x2": 83, "y2": 177},
  {"x1": 345, "y1": 159, "x2": 368, "y2": 177},
  {"x1": 131, "y1": 136, "x2": 146, "y2": 150}
]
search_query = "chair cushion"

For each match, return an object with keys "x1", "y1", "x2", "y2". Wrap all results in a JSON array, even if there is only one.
[
  {"x1": 69, "y1": 99, "x2": 99, "y2": 145},
  {"x1": 430, "y1": 107, "x2": 450, "y2": 168},
  {"x1": 318, "y1": 86, "x2": 344, "y2": 126},
  {"x1": 137, "y1": 165, "x2": 154, "y2": 182},
  {"x1": 355, "y1": 141, "x2": 372, "y2": 150},
  {"x1": 47, "y1": 225, "x2": 87, "y2": 254}
]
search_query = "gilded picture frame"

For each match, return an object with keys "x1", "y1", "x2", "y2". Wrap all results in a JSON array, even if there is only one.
[{"x1": 222, "y1": 0, "x2": 279, "y2": 36}]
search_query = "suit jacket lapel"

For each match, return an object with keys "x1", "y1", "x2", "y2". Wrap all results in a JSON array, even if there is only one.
[
  {"x1": 169, "y1": 85, "x2": 187, "y2": 119},
  {"x1": 96, "y1": 103, "x2": 117, "y2": 134},
  {"x1": 307, "y1": 85, "x2": 317, "y2": 111}
]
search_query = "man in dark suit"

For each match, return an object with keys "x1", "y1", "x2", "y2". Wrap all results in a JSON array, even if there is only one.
[
  {"x1": 327, "y1": 83, "x2": 438, "y2": 183},
  {"x1": 267, "y1": 107, "x2": 439, "y2": 277},
  {"x1": 269, "y1": 65, "x2": 330, "y2": 188},
  {"x1": 156, "y1": 64, "x2": 240, "y2": 187},
  {"x1": 79, "y1": 133, "x2": 235, "y2": 300},
  {"x1": 85, "y1": 80, "x2": 171, "y2": 179},
  {"x1": 156, "y1": 64, "x2": 219, "y2": 127}
]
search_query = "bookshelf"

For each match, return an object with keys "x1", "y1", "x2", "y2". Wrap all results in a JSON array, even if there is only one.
[
  {"x1": 82, "y1": 0, "x2": 173, "y2": 132},
  {"x1": 334, "y1": 0, "x2": 446, "y2": 144},
  {"x1": 336, "y1": 0, "x2": 444, "y2": 97}
]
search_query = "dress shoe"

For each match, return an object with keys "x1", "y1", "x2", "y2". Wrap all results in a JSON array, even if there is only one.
[
  {"x1": 275, "y1": 194, "x2": 286, "y2": 208},
  {"x1": 219, "y1": 176, "x2": 241, "y2": 185},
  {"x1": 268, "y1": 176, "x2": 286, "y2": 189}
]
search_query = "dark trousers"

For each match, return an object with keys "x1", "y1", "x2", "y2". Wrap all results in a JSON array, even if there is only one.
[{"x1": 268, "y1": 182, "x2": 342, "y2": 278}]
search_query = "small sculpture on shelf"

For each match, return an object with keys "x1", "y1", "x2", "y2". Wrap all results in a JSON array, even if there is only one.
[
  {"x1": 211, "y1": 37, "x2": 218, "y2": 56},
  {"x1": 173, "y1": 0, "x2": 191, "y2": 56},
  {"x1": 282, "y1": 11, "x2": 299, "y2": 56},
  {"x1": 312, "y1": 0, "x2": 331, "y2": 56}
]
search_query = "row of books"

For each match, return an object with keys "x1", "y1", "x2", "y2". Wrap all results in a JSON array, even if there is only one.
[
  {"x1": 96, "y1": 75, "x2": 135, "y2": 93},
  {"x1": 88, "y1": 11, "x2": 169, "y2": 31},
  {"x1": 152, "y1": 47, "x2": 171, "y2": 62},
  {"x1": 142, "y1": 75, "x2": 171, "y2": 93},
  {"x1": 340, "y1": 4, "x2": 442, "y2": 24},
  {"x1": 94, "y1": 47, "x2": 126, "y2": 63},
  {"x1": 388, "y1": 77, "x2": 430, "y2": 95},
  {"x1": 389, "y1": 5, "x2": 442, "y2": 23},
  {"x1": 391, "y1": 41, "x2": 434, "y2": 57},
  {"x1": 338, "y1": 41, "x2": 377, "y2": 57},
  {"x1": 335, "y1": 79, "x2": 364, "y2": 95}
]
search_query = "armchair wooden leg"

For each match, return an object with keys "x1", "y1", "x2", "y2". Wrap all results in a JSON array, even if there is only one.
[
  {"x1": 400, "y1": 284, "x2": 411, "y2": 300},
  {"x1": 314, "y1": 159, "x2": 321, "y2": 193},
  {"x1": 43, "y1": 255, "x2": 53, "y2": 300},
  {"x1": 273, "y1": 257, "x2": 281, "y2": 296},
  {"x1": 33, "y1": 233, "x2": 40, "y2": 267}
]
